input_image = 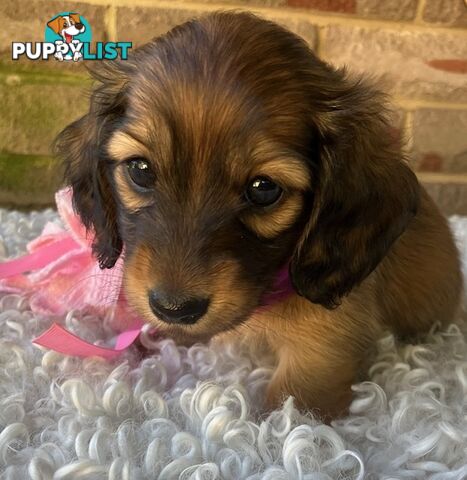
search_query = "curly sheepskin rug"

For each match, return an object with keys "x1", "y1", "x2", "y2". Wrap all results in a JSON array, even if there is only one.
[{"x1": 0, "y1": 209, "x2": 466, "y2": 480}]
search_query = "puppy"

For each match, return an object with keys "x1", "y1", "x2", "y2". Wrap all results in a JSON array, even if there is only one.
[{"x1": 56, "y1": 12, "x2": 462, "y2": 420}]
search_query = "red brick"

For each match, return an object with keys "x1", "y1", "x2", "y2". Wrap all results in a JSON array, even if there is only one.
[
  {"x1": 183, "y1": 0, "x2": 417, "y2": 19},
  {"x1": 321, "y1": 25, "x2": 467, "y2": 102},
  {"x1": 418, "y1": 153, "x2": 443, "y2": 172},
  {"x1": 287, "y1": 0, "x2": 418, "y2": 20},
  {"x1": 426, "y1": 59, "x2": 467, "y2": 74},
  {"x1": 286, "y1": 0, "x2": 356, "y2": 13}
]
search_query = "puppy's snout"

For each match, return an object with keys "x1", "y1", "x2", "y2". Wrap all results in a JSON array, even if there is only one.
[
  {"x1": 148, "y1": 290, "x2": 210, "y2": 324},
  {"x1": 75, "y1": 23, "x2": 84, "y2": 30}
]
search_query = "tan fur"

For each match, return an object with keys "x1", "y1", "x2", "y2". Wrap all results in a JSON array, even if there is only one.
[
  {"x1": 113, "y1": 167, "x2": 152, "y2": 212},
  {"x1": 107, "y1": 131, "x2": 150, "y2": 163},
  {"x1": 250, "y1": 157, "x2": 311, "y2": 191},
  {"x1": 242, "y1": 192, "x2": 304, "y2": 238}
]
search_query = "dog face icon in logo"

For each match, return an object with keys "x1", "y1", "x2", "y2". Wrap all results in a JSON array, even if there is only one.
[{"x1": 45, "y1": 13, "x2": 92, "y2": 62}]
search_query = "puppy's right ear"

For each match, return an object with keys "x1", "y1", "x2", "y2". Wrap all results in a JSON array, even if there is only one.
[
  {"x1": 289, "y1": 73, "x2": 419, "y2": 308},
  {"x1": 55, "y1": 61, "x2": 130, "y2": 268},
  {"x1": 69, "y1": 13, "x2": 82, "y2": 25}
]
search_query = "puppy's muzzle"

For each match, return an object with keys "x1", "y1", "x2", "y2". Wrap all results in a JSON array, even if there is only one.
[{"x1": 148, "y1": 290, "x2": 210, "y2": 324}]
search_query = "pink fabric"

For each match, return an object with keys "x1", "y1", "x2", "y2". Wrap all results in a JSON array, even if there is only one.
[
  {"x1": 0, "y1": 237, "x2": 79, "y2": 280},
  {"x1": 0, "y1": 187, "x2": 294, "y2": 359},
  {"x1": 0, "y1": 188, "x2": 144, "y2": 358},
  {"x1": 0, "y1": 189, "x2": 126, "y2": 318}
]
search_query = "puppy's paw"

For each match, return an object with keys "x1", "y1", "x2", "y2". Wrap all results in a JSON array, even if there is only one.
[
  {"x1": 264, "y1": 378, "x2": 287, "y2": 412},
  {"x1": 265, "y1": 374, "x2": 352, "y2": 423}
]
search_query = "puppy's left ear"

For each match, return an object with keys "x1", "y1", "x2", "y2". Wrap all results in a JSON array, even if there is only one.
[
  {"x1": 55, "y1": 61, "x2": 130, "y2": 269},
  {"x1": 290, "y1": 73, "x2": 420, "y2": 308}
]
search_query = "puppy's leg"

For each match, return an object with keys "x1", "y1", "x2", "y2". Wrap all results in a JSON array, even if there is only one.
[
  {"x1": 377, "y1": 191, "x2": 463, "y2": 338},
  {"x1": 261, "y1": 294, "x2": 380, "y2": 421},
  {"x1": 265, "y1": 345, "x2": 357, "y2": 421}
]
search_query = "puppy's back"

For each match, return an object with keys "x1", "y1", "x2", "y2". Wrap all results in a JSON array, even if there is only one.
[{"x1": 376, "y1": 187, "x2": 462, "y2": 337}]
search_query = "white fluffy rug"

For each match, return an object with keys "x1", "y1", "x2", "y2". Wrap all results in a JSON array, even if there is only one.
[{"x1": 0, "y1": 209, "x2": 466, "y2": 480}]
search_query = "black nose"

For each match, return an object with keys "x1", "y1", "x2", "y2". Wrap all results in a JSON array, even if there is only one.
[
  {"x1": 75, "y1": 22, "x2": 84, "y2": 30},
  {"x1": 148, "y1": 290, "x2": 209, "y2": 324}
]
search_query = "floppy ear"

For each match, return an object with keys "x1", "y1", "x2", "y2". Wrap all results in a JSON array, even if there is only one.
[
  {"x1": 290, "y1": 73, "x2": 420, "y2": 309},
  {"x1": 47, "y1": 16, "x2": 63, "y2": 35},
  {"x1": 69, "y1": 13, "x2": 81, "y2": 24},
  {"x1": 55, "y1": 62, "x2": 130, "y2": 269}
]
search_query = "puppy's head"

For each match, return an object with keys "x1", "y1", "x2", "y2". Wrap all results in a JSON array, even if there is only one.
[
  {"x1": 47, "y1": 14, "x2": 85, "y2": 38},
  {"x1": 56, "y1": 12, "x2": 419, "y2": 341}
]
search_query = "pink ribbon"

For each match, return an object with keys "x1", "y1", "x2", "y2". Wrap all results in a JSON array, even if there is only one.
[
  {"x1": 0, "y1": 237, "x2": 79, "y2": 278},
  {"x1": 33, "y1": 323, "x2": 142, "y2": 359}
]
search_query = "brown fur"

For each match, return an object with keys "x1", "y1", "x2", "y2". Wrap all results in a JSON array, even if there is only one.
[{"x1": 56, "y1": 12, "x2": 462, "y2": 420}]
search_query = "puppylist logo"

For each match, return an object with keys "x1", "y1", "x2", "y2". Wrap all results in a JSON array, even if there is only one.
[{"x1": 12, "y1": 12, "x2": 132, "y2": 62}]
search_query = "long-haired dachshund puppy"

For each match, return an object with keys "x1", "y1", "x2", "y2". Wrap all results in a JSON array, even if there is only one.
[{"x1": 57, "y1": 12, "x2": 462, "y2": 420}]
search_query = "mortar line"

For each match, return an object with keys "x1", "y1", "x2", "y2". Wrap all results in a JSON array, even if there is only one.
[
  {"x1": 314, "y1": 25, "x2": 323, "y2": 56},
  {"x1": 394, "y1": 98, "x2": 467, "y2": 111},
  {"x1": 414, "y1": 0, "x2": 427, "y2": 24},
  {"x1": 104, "y1": 4, "x2": 118, "y2": 41},
  {"x1": 417, "y1": 172, "x2": 467, "y2": 183}
]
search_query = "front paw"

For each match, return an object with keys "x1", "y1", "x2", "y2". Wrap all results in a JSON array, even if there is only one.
[{"x1": 265, "y1": 376, "x2": 352, "y2": 422}]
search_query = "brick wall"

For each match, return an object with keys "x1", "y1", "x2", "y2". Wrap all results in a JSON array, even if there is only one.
[{"x1": 0, "y1": 0, "x2": 466, "y2": 214}]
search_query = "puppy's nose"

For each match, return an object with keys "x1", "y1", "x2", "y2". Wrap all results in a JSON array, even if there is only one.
[
  {"x1": 148, "y1": 290, "x2": 209, "y2": 325},
  {"x1": 75, "y1": 22, "x2": 84, "y2": 30}
]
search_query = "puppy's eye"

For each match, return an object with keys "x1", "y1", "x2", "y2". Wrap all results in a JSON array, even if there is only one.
[
  {"x1": 126, "y1": 158, "x2": 156, "y2": 190},
  {"x1": 245, "y1": 176, "x2": 283, "y2": 207}
]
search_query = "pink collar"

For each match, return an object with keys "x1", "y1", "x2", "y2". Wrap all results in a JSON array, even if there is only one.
[{"x1": 0, "y1": 188, "x2": 294, "y2": 359}]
